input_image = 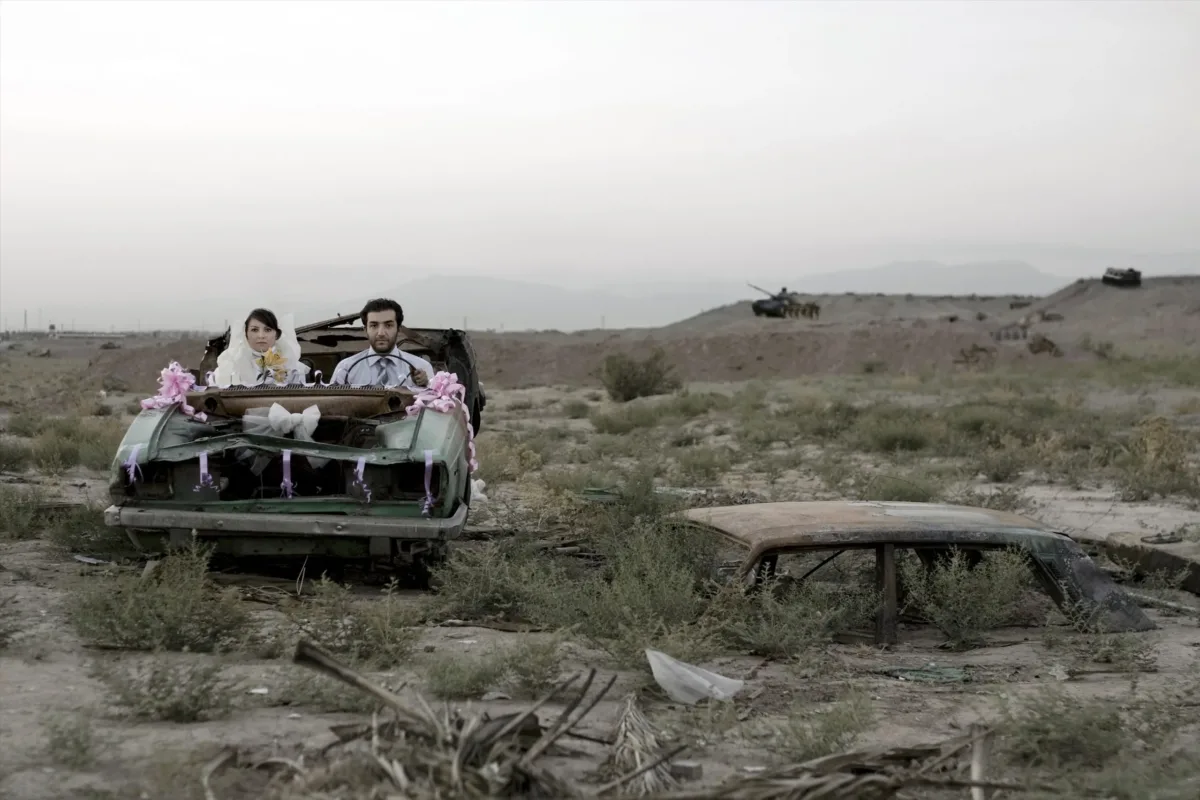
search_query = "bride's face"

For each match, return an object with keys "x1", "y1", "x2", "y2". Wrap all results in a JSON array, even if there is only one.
[{"x1": 246, "y1": 318, "x2": 279, "y2": 353}]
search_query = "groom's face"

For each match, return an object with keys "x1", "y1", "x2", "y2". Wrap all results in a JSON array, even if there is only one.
[{"x1": 365, "y1": 309, "x2": 400, "y2": 354}]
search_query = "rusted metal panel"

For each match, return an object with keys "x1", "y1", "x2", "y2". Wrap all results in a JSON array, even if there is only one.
[
  {"x1": 104, "y1": 503, "x2": 468, "y2": 539},
  {"x1": 680, "y1": 501, "x2": 1057, "y2": 544},
  {"x1": 186, "y1": 385, "x2": 414, "y2": 418},
  {"x1": 875, "y1": 543, "x2": 898, "y2": 646},
  {"x1": 679, "y1": 501, "x2": 1065, "y2": 566}
]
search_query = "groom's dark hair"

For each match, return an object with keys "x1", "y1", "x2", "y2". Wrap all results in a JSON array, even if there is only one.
[{"x1": 360, "y1": 298, "x2": 404, "y2": 327}]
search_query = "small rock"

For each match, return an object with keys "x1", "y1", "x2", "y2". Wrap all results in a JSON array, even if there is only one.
[
  {"x1": 481, "y1": 691, "x2": 511, "y2": 701},
  {"x1": 670, "y1": 760, "x2": 703, "y2": 781}
]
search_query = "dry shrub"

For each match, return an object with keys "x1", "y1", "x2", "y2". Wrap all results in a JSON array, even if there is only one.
[
  {"x1": 0, "y1": 593, "x2": 19, "y2": 649},
  {"x1": 560, "y1": 399, "x2": 590, "y2": 419},
  {"x1": 897, "y1": 547, "x2": 1033, "y2": 648},
  {"x1": 29, "y1": 415, "x2": 125, "y2": 473},
  {"x1": 286, "y1": 576, "x2": 423, "y2": 668},
  {"x1": 589, "y1": 402, "x2": 669, "y2": 434},
  {"x1": 428, "y1": 537, "x2": 572, "y2": 623},
  {"x1": 1045, "y1": 594, "x2": 1159, "y2": 672},
  {"x1": 856, "y1": 472, "x2": 943, "y2": 502},
  {"x1": 421, "y1": 635, "x2": 568, "y2": 700},
  {"x1": 431, "y1": 479, "x2": 725, "y2": 669},
  {"x1": 0, "y1": 438, "x2": 31, "y2": 472},
  {"x1": 707, "y1": 577, "x2": 877, "y2": 660},
  {"x1": 756, "y1": 689, "x2": 876, "y2": 761},
  {"x1": 41, "y1": 711, "x2": 99, "y2": 768},
  {"x1": 94, "y1": 657, "x2": 234, "y2": 722},
  {"x1": 998, "y1": 678, "x2": 1197, "y2": 780},
  {"x1": 598, "y1": 349, "x2": 681, "y2": 403},
  {"x1": 45, "y1": 502, "x2": 132, "y2": 558},
  {"x1": 1117, "y1": 416, "x2": 1198, "y2": 500},
  {"x1": 423, "y1": 650, "x2": 511, "y2": 699},
  {"x1": 5, "y1": 411, "x2": 45, "y2": 437},
  {"x1": 0, "y1": 484, "x2": 51, "y2": 540},
  {"x1": 474, "y1": 434, "x2": 543, "y2": 484},
  {"x1": 66, "y1": 543, "x2": 250, "y2": 652},
  {"x1": 277, "y1": 669, "x2": 386, "y2": 713},
  {"x1": 674, "y1": 445, "x2": 735, "y2": 484}
]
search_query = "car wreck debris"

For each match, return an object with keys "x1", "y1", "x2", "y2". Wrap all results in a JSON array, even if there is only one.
[{"x1": 674, "y1": 501, "x2": 1156, "y2": 646}]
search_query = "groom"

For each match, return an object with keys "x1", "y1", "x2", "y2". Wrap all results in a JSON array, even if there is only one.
[{"x1": 328, "y1": 298, "x2": 435, "y2": 390}]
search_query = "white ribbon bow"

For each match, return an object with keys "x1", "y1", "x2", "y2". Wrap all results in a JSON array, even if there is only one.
[
  {"x1": 243, "y1": 403, "x2": 328, "y2": 468},
  {"x1": 268, "y1": 403, "x2": 319, "y2": 438}
]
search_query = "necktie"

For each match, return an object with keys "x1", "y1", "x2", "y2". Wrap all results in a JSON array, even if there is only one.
[{"x1": 374, "y1": 358, "x2": 393, "y2": 386}]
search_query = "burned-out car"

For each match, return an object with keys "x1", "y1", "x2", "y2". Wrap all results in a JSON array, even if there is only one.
[
  {"x1": 675, "y1": 500, "x2": 1155, "y2": 643},
  {"x1": 103, "y1": 314, "x2": 487, "y2": 584}
]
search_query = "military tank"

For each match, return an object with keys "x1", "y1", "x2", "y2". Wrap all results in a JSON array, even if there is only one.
[
  {"x1": 748, "y1": 283, "x2": 793, "y2": 318},
  {"x1": 1101, "y1": 267, "x2": 1142, "y2": 288}
]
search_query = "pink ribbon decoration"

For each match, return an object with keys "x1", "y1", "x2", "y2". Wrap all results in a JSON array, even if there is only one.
[
  {"x1": 140, "y1": 361, "x2": 208, "y2": 421},
  {"x1": 421, "y1": 449, "x2": 435, "y2": 517},
  {"x1": 405, "y1": 371, "x2": 479, "y2": 475},
  {"x1": 122, "y1": 444, "x2": 142, "y2": 484},
  {"x1": 196, "y1": 451, "x2": 216, "y2": 492},
  {"x1": 352, "y1": 456, "x2": 372, "y2": 503},
  {"x1": 280, "y1": 449, "x2": 295, "y2": 499}
]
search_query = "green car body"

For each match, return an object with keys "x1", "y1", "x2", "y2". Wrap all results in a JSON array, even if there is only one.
[{"x1": 103, "y1": 317, "x2": 487, "y2": 583}]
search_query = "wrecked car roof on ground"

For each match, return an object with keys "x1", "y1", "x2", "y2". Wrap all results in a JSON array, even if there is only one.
[
  {"x1": 674, "y1": 500, "x2": 1156, "y2": 635},
  {"x1": 678, "y1": 500, "x2": 1068, "y2": 553}
]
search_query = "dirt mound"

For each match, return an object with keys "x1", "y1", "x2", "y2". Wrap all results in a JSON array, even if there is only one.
[
  {"x1": 473, "y1": 321, "x2": 1040, "y2": 388},
  {"x1": 990, "y1": 275, "x2": 1200, "y2": 347},
  {"x1": 1022, "y1": 275, "x2": 1200, "y2": 319},
  {"x1": 664, "y1": 292, "x2": 1033, "y2": 334}
]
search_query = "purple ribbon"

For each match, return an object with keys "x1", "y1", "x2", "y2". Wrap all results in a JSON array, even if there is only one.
[
  {"x1": 352, "y1": 456, "x2": 372, "y2": 503},
  {"x1": 122, "y1": 444, "x2": 142, "y2": 484},
  {"x1": 421, "y1": 449, "x2": 435, "y2": 517},
  {"x1": 195, "y1": 451, "x2": 216, "y2": 492},
  {"x1": 280, "y1": 449, "x2": 295, "y2": 498}
]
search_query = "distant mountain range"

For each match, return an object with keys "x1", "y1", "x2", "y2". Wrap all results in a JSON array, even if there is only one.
[{"x1": 12, "y1": 250, "x2": 1197, "y2": 334}]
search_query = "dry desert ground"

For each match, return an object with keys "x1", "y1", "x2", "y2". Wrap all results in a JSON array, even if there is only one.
[{"x1": 1, "y1": 278, "x2": 1199, "y2": 799}]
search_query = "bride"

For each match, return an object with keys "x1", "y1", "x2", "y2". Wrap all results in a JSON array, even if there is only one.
[{"x1": 211, "y1": 308, "x2": 310, "y2": 386}]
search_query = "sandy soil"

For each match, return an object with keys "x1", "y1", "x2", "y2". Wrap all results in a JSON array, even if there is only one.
[{"x1": 2, "y1": 285, "x2": 1199, "y2": 799}]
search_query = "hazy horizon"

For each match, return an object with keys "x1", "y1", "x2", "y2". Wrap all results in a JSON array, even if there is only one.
[{"x1": 2, "y1": 0, "x2": 1198, "y2": 330}]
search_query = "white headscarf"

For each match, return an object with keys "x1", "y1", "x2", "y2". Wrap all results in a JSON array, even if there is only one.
[{"x1": 211, "y1": 311, "x2": 310, "y2": 387}]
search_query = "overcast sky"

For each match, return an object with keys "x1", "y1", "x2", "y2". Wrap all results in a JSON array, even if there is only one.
[{"x1": 1, "y1": 0, "x2": 1198, "y2": 329}]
